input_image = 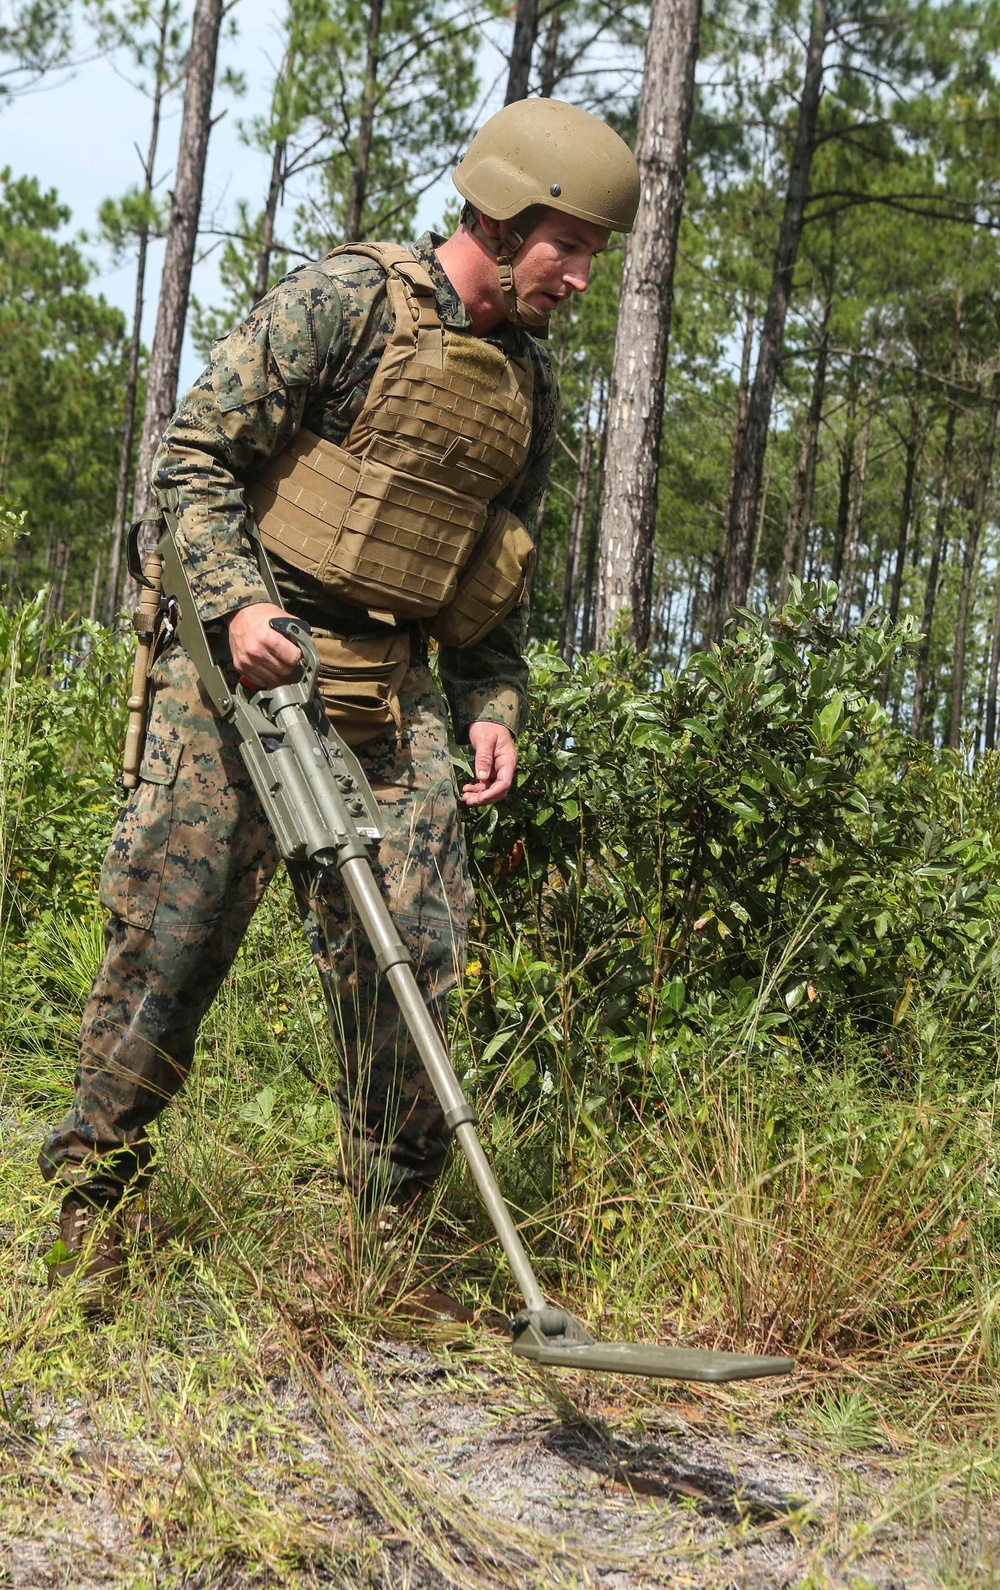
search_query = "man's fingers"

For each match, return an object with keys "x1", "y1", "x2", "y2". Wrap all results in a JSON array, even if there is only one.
[
  {"x1": 227, "y1": 603, "x2": 301, "y2": 683},
  {"x1": 234, "y1": 639, "x2": 300, "y2": 687},
  {"x1": 253, "y1": 633, "x2": 301, "y2": 670},
  {"x1": 462, "y1": 722, "x2": 517, "y2": 807}
]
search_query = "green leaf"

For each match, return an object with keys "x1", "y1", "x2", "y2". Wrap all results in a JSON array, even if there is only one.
[
  {"x1": 816, "y1": 693, "x2": 846, "y2": 746},
  {"x1": 478, "y1": 1028, "x2": 515, "y2": 1067},
  {"x1": 662, "y1": 977, "x2": 686, "y2": 1013}
]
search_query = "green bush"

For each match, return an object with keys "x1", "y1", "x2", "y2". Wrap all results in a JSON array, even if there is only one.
[
  {"x1": 0, "y1": 591, "x2": 128, "y2": 932},
  {"x1": 4, "y1": 582, "x2": 999, "y2": 1124},
  {"x1": 462, "y1": 582, "x2": 1000, "y2": 1097}
]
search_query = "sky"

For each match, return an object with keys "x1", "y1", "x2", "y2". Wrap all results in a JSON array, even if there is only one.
[{"x1": 5, "y1": 0, "x2": 515, "y2": 391}]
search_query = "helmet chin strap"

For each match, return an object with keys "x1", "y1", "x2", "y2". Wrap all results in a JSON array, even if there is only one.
[{"x1": 469, "y1": 215, "x2": 550, "y2": 333}]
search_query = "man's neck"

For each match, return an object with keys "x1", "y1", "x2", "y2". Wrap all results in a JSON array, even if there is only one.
[{"x1": 435, "y1": 227, "x2": 506, "y2": 336}]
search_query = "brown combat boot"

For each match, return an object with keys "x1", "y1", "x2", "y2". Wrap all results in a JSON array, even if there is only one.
[{"x1": 47, "y1": 1192, "x2": 127, "y2": 1313}]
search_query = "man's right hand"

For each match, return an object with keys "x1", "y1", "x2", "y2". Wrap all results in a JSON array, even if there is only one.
[{"x1": 226, "y1": 602, "x2": 302, "y2": 689}]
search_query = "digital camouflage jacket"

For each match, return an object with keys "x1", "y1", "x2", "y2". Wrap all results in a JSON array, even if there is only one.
[{"x1": 151, "y1": 232, "x2": 559, "y2": 739}]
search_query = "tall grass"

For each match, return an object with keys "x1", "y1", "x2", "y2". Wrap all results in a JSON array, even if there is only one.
[
  {"x1": 4, "y1": 598, "x2": 1000, "y2": 1583},
  {"x1": 4, "y1": 881, "x2": 1000, "y2": 1582}
]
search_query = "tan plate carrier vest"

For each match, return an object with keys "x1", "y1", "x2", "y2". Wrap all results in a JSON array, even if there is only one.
[{"x1": 247, "y1": 242, "x2": 537, "y2": 652}]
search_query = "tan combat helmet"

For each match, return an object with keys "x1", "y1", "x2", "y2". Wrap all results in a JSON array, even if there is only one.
[{"x1": 453, "y1": 98, "x2": 640, "y2": 331}]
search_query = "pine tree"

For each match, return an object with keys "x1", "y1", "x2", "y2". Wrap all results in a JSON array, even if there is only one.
[
  {"x1": 89, "y1": 0, "x2": 185, "y2": 625},
  {"x1": 128, "y1": 0, "x2": 225, "y2": 590},
  {"x1": 595, "y1": 0, "x2": 701, "y2": 650},
  {"x1": 192, "y1": 0, "x2": 496, "y2": 353},
  {"x1": 0, "y1": 172, "x2": 127, "y2": 607}
]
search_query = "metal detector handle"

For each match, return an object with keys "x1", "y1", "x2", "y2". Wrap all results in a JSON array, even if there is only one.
[{"x1": 267, "y1": 614, "x2": 320, "y2": 697}]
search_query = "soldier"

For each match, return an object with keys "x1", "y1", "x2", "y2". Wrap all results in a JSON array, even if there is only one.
[{"x1": 40, "y1": 98, "x2": 640, "y2": 1307}]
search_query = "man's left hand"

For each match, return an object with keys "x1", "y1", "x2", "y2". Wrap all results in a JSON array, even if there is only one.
[{"x1": 462, "y1": 722, "x2": 517, "y2": 807}]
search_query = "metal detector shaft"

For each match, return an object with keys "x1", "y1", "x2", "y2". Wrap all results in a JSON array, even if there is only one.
[
  {"x1": 338, "y1": 853, "x2": 545, "y2": 1315},
  {"x1": 339, "y1": 852, "x2": 793, "y2": 1380}
]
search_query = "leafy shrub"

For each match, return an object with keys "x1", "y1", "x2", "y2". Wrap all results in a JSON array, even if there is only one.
[
  {"x1": 0, "y1": 591, "x2": 128, "y2": 930},
  {"x1": 462, "y1": 583, "x2": 1000, "y2": 1098}
]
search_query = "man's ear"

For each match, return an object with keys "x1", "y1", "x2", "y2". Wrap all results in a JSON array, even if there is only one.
[{"x1": 475, "y1": 210, "x2": 503, "y2": 241}]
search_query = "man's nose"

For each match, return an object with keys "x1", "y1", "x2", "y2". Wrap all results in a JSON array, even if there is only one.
[{"x1": 564, "y1": 257, "x2": 592, "y2": 293}]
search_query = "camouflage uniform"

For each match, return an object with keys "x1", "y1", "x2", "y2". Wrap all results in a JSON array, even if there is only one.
[{"x1": 40, "y1": 233, "x2": 558, "y2": 1200}]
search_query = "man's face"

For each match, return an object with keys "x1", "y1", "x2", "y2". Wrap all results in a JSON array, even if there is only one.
[{"x1": 511, "y1": 208, "x2": 611, "y2": 316}]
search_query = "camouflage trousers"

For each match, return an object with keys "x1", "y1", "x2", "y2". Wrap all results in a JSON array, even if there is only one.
[{"x1": 39, "y1": 642, "x2": 474, "y2": 1202}]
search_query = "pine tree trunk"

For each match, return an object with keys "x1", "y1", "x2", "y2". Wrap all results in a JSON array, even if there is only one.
[
  {"x1": 749, "y1": 437, "x2": 774, "y2": 599},
  {"x1": 129, "y1": 0, "x2": 224, "y2": 553},
  {"x1": 558, "y1": 371, "x2": 594, "y2": 659},
  {"x1": 879, "y1": 357, "x2": 924, "y2": 706},
  {"x1": 948, "y1": 372, "x2": 1000, "y2": 748},
  {"x1": 344, "y1": 0, "x2": 383, "y2": 242},
  {"x1": 719, "y1": 0, "x2": 828, "y2": 624},
  {"x1": 254, "y1": 132, "x2": 286, "y2": 302},
  {"x1": 830, "y1": 359, "x2": 861, "y2": 587},
  {"x1": 104, "y1": 0, "x2": 172, "y2": 628},
  {"x1": 44, "y1": 541, "x2": 56, "y2": 622},
  {"x1": 949, "y1": 501, "x2": 979, "y2": 750},
  {"x1": 705, "y1": 293, "x2": 754, "y2": 643},
  {"x1": 831, "y1": 440, "x2": 852, "y2": 584},
  {"x1": 975, "y1": 659, "x2": 988, "y2": 755},
  {"x1": 778, "y1": 288, "x2": 831, "y2": 605},
  {"x1": 0, "y1": 395, "x2": 10, "y2": 494},
  {"x1": 55, "y1": 541, "x2": 70, "y2": 619},
  {"x1": 579, "y1": 380, "x2": 608, "y2": 654},
  {"x1": 838, "y1": 352, "x2": 878, "y2": 628},
  {"x1": 912, "y1": 402, "x2": 958, "y2": 741},
  {"x1": 89, "y1": 551, "x2": 102, "y2": 623},
  {"x1": 595, "y1": 0, "x2": 701, "y2": 651},
  {"x1": 677, "y1": 574, "x2": 696, "y2": 664},
  {"x1": 912, "y1": 293, "x2": 963, "y2": 740},
  {"x1": 984, "y1": 559, "x2": 1000, "y2": 752},
  {"x1": 537, "y1": 3, "x2": 561, "y2": 97},
  {"x1": 504, "y1": 0, "x2": 539, "y2": 102}
]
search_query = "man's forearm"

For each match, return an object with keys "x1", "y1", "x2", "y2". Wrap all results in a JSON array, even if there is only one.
[{"x1": 438, "y1": 601, "x2": 529, "y2": 742}]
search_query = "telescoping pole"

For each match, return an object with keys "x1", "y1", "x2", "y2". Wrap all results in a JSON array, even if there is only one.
[{"x1": 337, "y1": 852, "x2": 546, "y2": 1316}]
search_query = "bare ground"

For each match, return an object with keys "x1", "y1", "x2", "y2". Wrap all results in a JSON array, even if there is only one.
[{"x1": 3, "y1": 1325, "x2": 997, "y2": 1590}]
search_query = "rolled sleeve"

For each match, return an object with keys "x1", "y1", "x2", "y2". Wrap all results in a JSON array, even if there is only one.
[{"x1": 439, "y1": 603, "x2": 529, "y2": 741}]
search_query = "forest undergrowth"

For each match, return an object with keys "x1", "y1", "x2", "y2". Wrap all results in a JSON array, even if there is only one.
[{"x1": 3, "y1": 585, "x2": 1000, "y2": 1587}]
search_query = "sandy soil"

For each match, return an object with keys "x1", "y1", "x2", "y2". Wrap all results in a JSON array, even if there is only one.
[{"x1": 4, "y1": 1327, "x2": 994, "y2": 1590}]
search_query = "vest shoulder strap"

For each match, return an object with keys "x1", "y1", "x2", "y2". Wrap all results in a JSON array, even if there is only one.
[
  {"x1": 328, "y1": 241, "x2": 442, "y2": 349},
  {"x1": 328, "y1": 240, "x2": 437, "y2": 298}
]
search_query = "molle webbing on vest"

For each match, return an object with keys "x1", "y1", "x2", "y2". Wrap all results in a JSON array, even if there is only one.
[
  {"x1": 247, "y1": 242, "x2": 534, "y2": 625},
  {"x1": 250, "y1": 434, "x2": 486, "y2": 615},
  {"x1": 430, "y1": 504, "x2": 536, "y2": 649}
]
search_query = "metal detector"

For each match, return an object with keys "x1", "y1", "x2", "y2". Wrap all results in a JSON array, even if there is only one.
[{"x1": 152, "y1": 517, "x2": 794, "y2": 1385}]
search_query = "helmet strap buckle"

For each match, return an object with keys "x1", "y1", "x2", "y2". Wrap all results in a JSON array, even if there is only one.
[
  {"x1": 467, "y1": 211, "x2": 549, "y2": 334},
  {"x1": 496, "y1": 226, "x2": 549, "y2": 335}
]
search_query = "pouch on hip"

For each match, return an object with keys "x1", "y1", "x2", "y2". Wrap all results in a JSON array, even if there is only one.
[
  {"x1": 430, "y1": 504, "x2": 535, "y2": 649},
  {"x1": 313, "y1": 628, "x2": 412, "y2": 746}
]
